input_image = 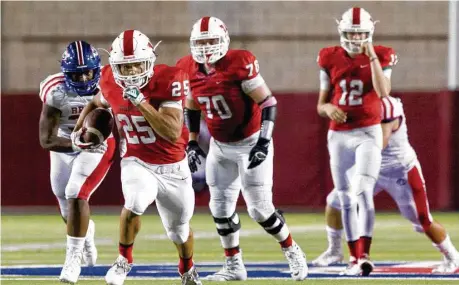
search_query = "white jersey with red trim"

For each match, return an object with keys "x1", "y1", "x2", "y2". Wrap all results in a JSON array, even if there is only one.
[
  {"x1": 380, "y1": 96, "x2": 417, "y2": 174},
  {"x1": 39, "y1": 72, "x2": 94, "y2": 139}
]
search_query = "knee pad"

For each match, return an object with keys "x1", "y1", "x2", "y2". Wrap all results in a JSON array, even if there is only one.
[
  {"x1": 247, "y1": 202, "x2": 276, "y2": 223},
  {"x1": 258, "y1": 209, "x2": 286, "y2": 235},
  {"x1": 357, "y1": 189, "x2": 375, "y2": 211},
  {"x1": 352, "y1": 174, "x2": 377, "y2": 195},
  {"x1": 166, "y1": 223, "x2": 190, "y2": 244},
  {"x1": 64, "y1": 183, "x2": 82, "y2": 200},
  {"x1": 208, "y1": 186, "x2": 239, "y2": 218},
  {"x1": 326, "y1": 190, "x2": 341, "y2": 210},
  {"x1": 213, "y1": 212, "x2": 241, "y2": 236},
  {"x1": 337, "y1": 190, "x2": 357, "y2": 210}
]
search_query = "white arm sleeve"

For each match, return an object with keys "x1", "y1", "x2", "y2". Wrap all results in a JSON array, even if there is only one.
[
  {"x1": 241, "y1": 74, "x2": 266, "y2": 94},
  {"x1": 319, "y1": 69, "x2": 330, "y2": 91}
]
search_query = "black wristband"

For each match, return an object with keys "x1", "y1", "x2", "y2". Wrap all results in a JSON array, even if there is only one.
[{"x1": 184, "y1": 108, "x2": 201, "y2": 133}]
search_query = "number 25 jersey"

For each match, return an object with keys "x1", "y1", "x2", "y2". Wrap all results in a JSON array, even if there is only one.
[
  {"x1": 318, "y1": 45, "x2": 397, "y2": 131},
  {"x1": 177, "y1": 49, "x2": 263, "y2": 143},
  {"x1": 99, "y1": 64, "x2": 189, "y2": 164}
]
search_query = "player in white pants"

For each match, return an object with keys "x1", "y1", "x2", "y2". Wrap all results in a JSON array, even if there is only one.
[
  {"x1": 38, "y1": 41, "x2": 115, "y2": 284},
  {"x1": 181, "y1": 16, "x2": 308, "y2": 281},
  {"x1": 317, "y1": 7, "x2": 397, "y2": 276},
  {"x1": 313, "y1": 96, "x2": 459, "y2": 274},
  {"x1": 74, "y1": 30, "x2": 202, "y2": 285}
]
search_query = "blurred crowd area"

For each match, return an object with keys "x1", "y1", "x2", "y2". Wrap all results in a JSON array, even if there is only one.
[{"x1": 1, "y1": 1, "x2": 450, "y2": 93}]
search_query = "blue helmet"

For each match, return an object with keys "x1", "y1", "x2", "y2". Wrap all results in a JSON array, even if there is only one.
[{"x1": 60, "y1": 41, "x2": 101, "y2": 96}]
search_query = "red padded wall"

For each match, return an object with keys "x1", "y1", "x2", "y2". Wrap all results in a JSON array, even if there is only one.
[{"x1": 2, "y1": 92, "x2": 457, "y2": 210}]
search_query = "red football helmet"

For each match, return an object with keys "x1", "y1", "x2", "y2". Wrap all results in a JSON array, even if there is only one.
[
  {"x1": 109, "y1": 30, "x2": 157, "y2": 89},
  {"x1": 190, "y1": 16, "x2": 230, "y2": 64},
  {"x1": 337, "y1": 7, "x2": 375, "y2": 54}
]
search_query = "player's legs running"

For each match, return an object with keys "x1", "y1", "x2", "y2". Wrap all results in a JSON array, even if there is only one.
[
  {"x1": 57, "y1": 139, "x2": 115, "y2": 284},
  {"x1": 385, "y1": 161, "x2": 459, "y2": 273},
  {"x1": 50, "y1": 152, "x2": 73, "y2": 223},
  {"x1": 155, "y1": 159, "x2": 201, "y2": 285},
  {"x1": 105, "y1": 158, "x2": 158, "y2": 285},
  {"x1": 239, "y1": 141, "x2": 307, "y2": 281},
  {"x1": 205, "y1": 138, "x2": 247, "y2": 281}
]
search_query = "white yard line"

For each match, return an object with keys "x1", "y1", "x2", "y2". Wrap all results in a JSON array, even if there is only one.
[
  {"x1": 2, "y1": 277, "x2": 459, "y2": 281},
  {"x1": 2, "y1": 221, "x2": 401, "y2": 252}
]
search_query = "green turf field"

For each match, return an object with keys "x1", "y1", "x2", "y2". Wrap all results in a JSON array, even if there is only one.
[{"x1": 2, "y1": 212, "x2": 459, "y2": 284}]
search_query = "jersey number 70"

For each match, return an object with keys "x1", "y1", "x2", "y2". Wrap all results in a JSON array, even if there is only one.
[{"x1": 197, "y1": 95, "x2": 233, "y2": 120}]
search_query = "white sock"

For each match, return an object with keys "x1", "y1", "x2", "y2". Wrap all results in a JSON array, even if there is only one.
[
  {"x1": 326, "y1": 226, "x2": 343, "y2": 252},
  {"x1": 433, "y1": 235, "x2": 459, "y2": 260},
  {"x1": 67, "y1": 235, "x2": 85, "y2": 252},
  {"x1": 220, "y1": 231, "x2": 240, "y2": 249},
  {"x1": 271, "y1": 224, "x2": 290, "y2": 243}
]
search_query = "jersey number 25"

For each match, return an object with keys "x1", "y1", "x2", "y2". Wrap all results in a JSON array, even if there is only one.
[{"x1": 117, "y1": 114, "x2": 156, "y2": 144}]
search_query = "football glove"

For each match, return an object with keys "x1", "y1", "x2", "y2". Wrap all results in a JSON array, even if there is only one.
[
  {"x1": 71, "y1": 128, "x2": 107, "y2": 154},
  {"x1": 186, "y1": 140, "x2": 206, "y2": 173},
  {"x1": 248, "y1": 138, "x2": 270, "y2": 169},
  {"x1": 123, "y1": 85, "x2": 146, "y2": 106}
]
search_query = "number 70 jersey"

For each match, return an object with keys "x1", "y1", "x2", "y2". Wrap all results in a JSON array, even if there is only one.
[
  {"x1": 176, "y1": 49, "x2": 262, "y2": 143},
  {"x1": 318, "y1": 45, "x2": 397, "y2": 131},
  {"x1": 99, "y1": 64, "x2": 189, "y2": 164}
]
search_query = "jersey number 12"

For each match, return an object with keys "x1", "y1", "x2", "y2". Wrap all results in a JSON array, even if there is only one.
[{"x1": 338, "y1": 79, "x2": 363, "y2": 106}]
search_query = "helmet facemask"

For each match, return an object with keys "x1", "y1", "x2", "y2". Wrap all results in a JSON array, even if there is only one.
[
  {"x1": 63, "y1": 68, "x2": 100, "y2": 96},
  {"x1": 110, "y1": 55, "x2": 155, "y2": 89},
  {"x1": 339, "y1": 29, "x2": 373, "y2": 54},
  {"x1": 190, "y1": 35, "x2": 229, "y2": 64}
]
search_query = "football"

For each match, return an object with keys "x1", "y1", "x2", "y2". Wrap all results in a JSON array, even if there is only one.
[{"x1": 82, "y1": 108, "x2": 114, "y2": 145}]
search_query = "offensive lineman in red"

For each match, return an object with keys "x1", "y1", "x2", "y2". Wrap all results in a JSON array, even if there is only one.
[
  {"x1": 177, "y1": 16, "x2": 308, "y2": 281},
  {"x1": 317, "y1": 7, "x2": 397, "y2": 276},
  {"x1": 73, "y1": 30, "x2": 202, "y2": 285}
]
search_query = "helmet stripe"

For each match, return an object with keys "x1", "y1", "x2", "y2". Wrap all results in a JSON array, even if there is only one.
[
  {"x1": 78, "y1": 41, "x2": 84, "y2": 65},
  {"x1": 352, "y1": 7, "x2": 361, "y2": 25},
  {"x1": 123, "y1": 30, "x2": 135, "y2": 56},
  {"x1": 200, "y1": 16, "x2": 210, "y2": 32},
  {"x1": 75, "y1": 41, "x2": 83, "y2": 66}
]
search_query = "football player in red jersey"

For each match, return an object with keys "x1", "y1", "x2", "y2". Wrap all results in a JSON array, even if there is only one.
[
  {"x1": 177, "y1": 16, "x2": 308, "y2": 281},
  {"x1": 73, "y1": 30, "x2": 202, "y2": 285},
  {"x1": 316, "y1": 7, "x2": 397, "y2": 276},
  {"x1": 313, "y1": 96, "x2": 459, "y2": 274}
]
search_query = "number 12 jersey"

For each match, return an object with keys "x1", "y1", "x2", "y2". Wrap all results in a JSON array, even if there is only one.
[{"x1": 318, "y1": 45, "x2": 397, "y2": 131}]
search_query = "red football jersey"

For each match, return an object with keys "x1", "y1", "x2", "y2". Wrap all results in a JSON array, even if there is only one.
[
  {"x1": 318, "y1": 45, "x2": 397, "y2": 131},
  {"x1": 100, "y1": 64, "x2": 189, "y2": 164},
  {"x1": 177, "y1": 49, "x2": 261, "y2": 143}
]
